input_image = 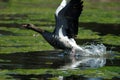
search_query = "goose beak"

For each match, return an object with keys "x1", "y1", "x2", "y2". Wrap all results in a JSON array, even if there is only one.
[{"x1": 22, "y1": 24, "x2": 31, "y2": 29}]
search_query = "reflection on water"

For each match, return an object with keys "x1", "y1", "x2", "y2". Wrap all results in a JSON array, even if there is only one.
[
  {"x1": 0, "y1": 50, "x2": 117, "y2": 70},
  {"x1": 0, "y1": 50, "x2": 119, "y2": 80},
  {"x1": 9, "y1": 74, "x2": 54, "y2": 80},
  {"x1": 8, "y1": 74, "x2": 120, "y2": 80},
  {"x1": 9, "y1": 74, "x2": 103, "y2": 80},
  {"x1": 61, "y1": 57, "x2": 106, "y2": 70},
  {"x1": 63, "y1": 75, "x2": 120, "y2": 80},
  {"x1": 60, "y1": 75, "x2": 103, "y2": 80}
]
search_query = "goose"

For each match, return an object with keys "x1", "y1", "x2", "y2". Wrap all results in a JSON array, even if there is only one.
[{"x1": 22, "y1": 0, "x2": 84, "y2": 54}]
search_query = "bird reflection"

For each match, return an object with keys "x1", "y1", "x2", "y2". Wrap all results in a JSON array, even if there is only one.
[
  {"x1": 61, "y1": 56, "x2": 106, "y2": 69},
  {"x1": 0, "y1": 50, "x2": 107, "y2": 70}
]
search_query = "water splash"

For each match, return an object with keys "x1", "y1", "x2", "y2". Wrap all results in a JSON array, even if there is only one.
[{"x1": 75, "y1": 44, "x2": 107, "y2": 57}]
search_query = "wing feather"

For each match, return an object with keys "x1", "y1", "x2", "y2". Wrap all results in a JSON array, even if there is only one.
[{"x1": 54, "y1": 0, "x2": 83, "y2": 38}]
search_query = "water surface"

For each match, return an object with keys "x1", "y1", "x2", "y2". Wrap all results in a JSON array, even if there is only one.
[{"x1": 0, "y1": 50, "x2": 119, "y2": 80}]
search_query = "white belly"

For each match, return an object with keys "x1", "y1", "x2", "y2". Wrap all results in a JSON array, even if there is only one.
[{"x1": 59, "y1": 36, "x2": 83, "y2": 51}]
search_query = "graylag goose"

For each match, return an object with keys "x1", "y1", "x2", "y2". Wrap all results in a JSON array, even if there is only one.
[{"x1": 23, "y1": 0, "x2": 84, "y2": 53}]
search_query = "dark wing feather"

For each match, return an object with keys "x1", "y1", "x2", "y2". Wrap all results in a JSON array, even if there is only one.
[
  {"x1": 54, "y1": 0, "x2": 83, "y2": 38},
  {"x1": 65, "y1": 0, "x2": 83, "y2": 38}
]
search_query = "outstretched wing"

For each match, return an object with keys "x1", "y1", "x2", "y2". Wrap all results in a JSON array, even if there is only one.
[{"x1": 54, "y1": 0, "x2": 83, "y2": 38}]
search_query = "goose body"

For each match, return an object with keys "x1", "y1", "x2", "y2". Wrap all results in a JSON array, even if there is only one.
[{"x1": 23, "y1": 0, "x2": 84, "y2": 52}]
